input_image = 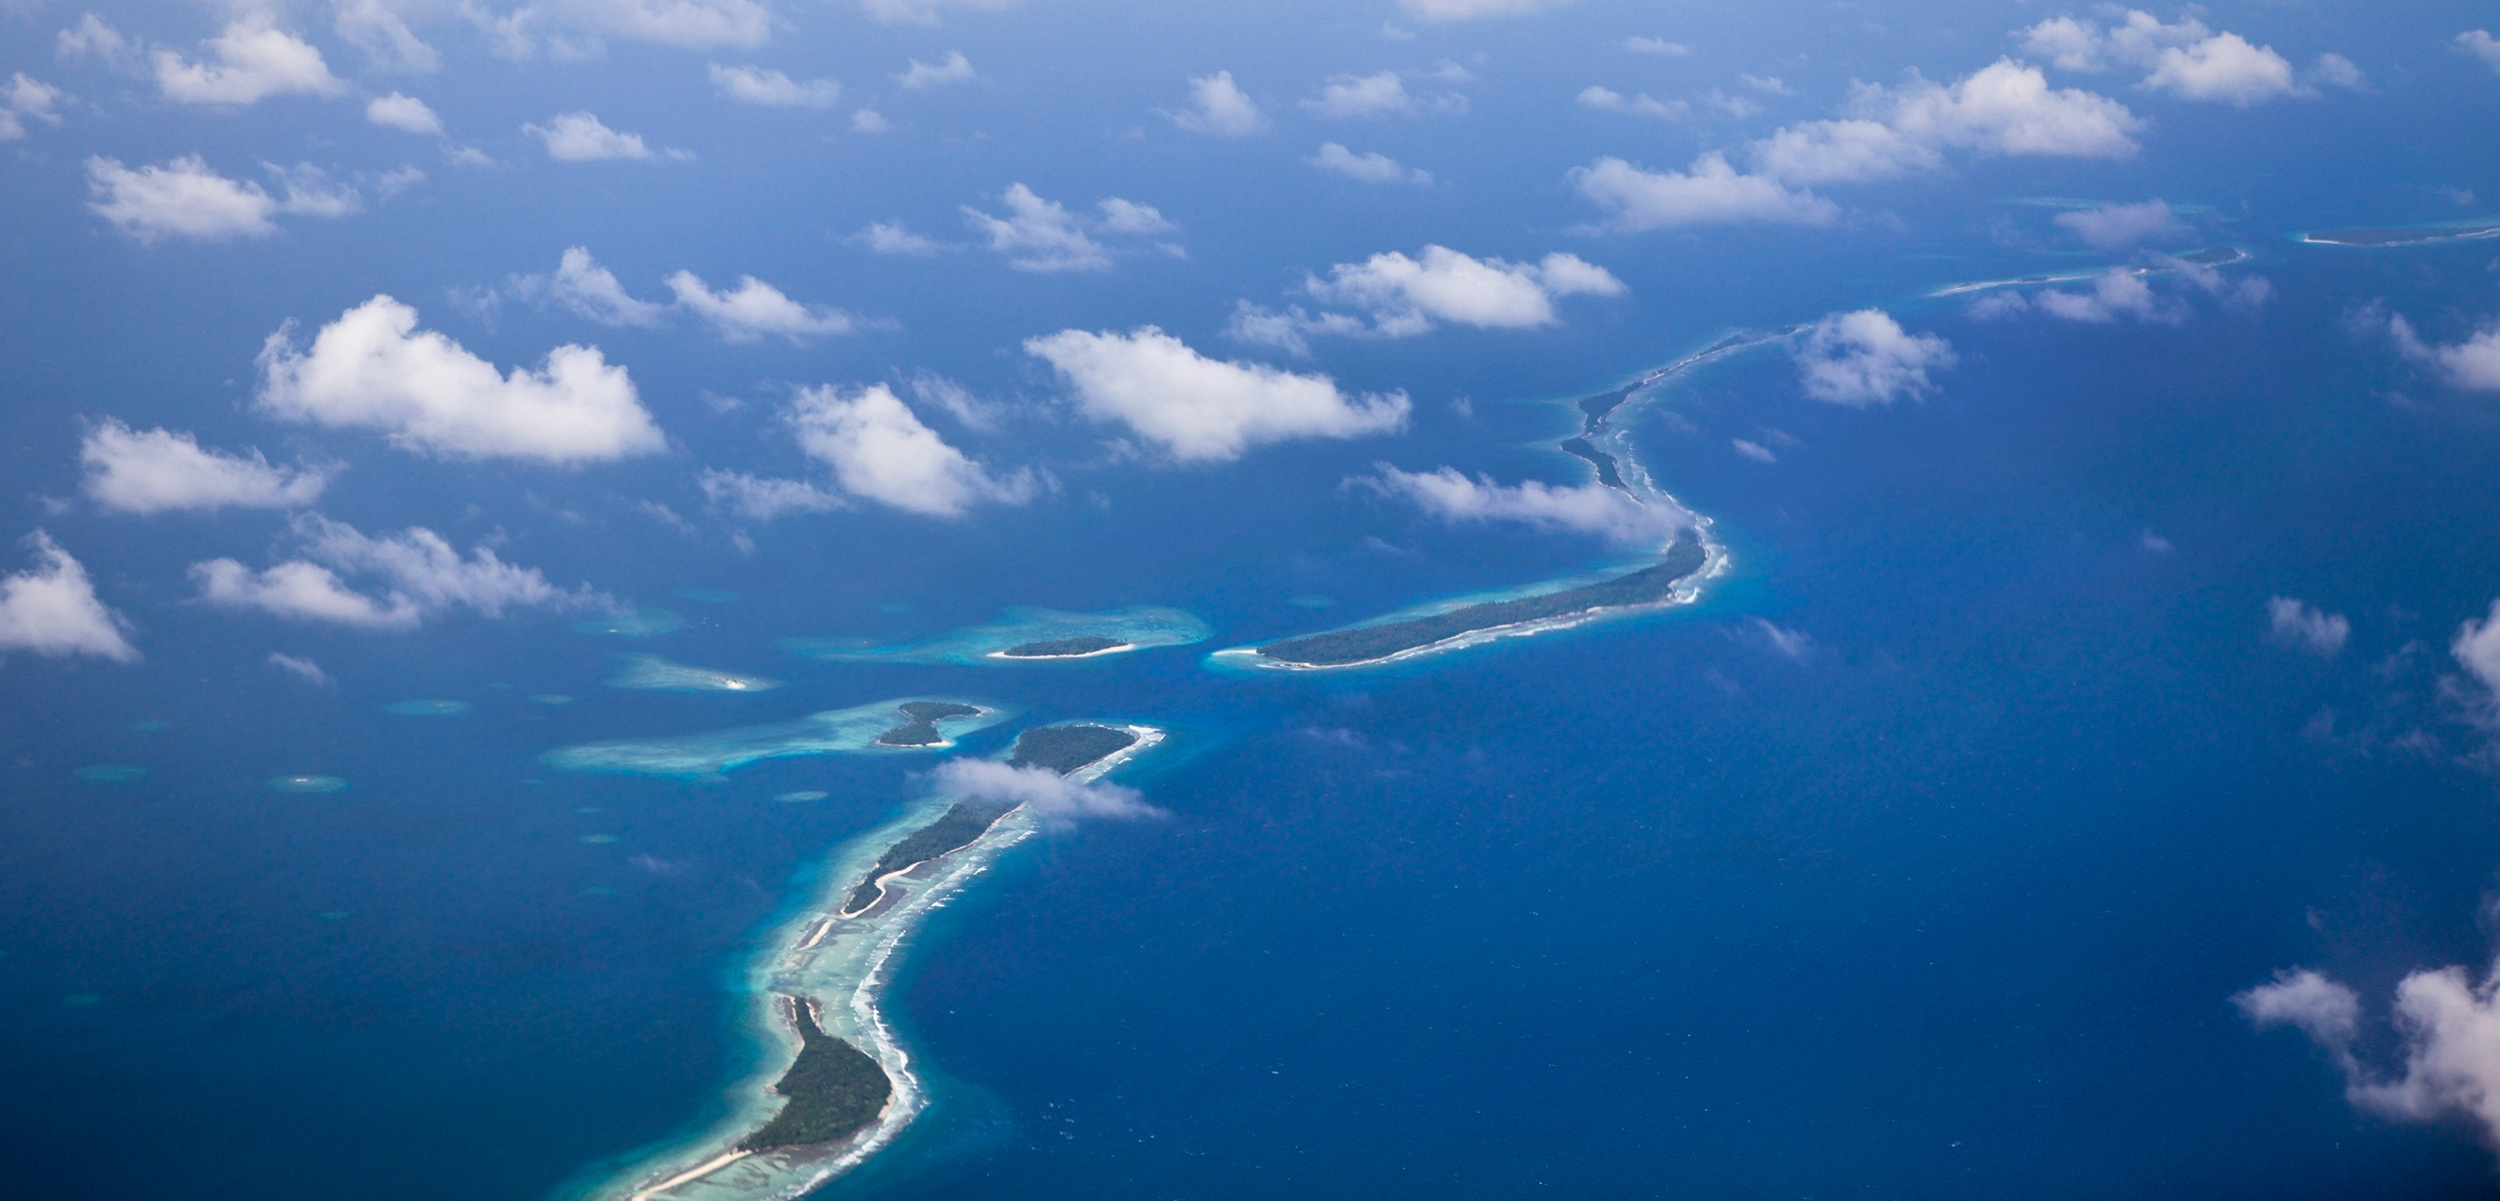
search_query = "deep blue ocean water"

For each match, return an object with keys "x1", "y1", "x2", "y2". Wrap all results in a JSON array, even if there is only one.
[
  {"x1": 7, "y1": 2, "x2": 2500, "y2": 1194},
  {"x1": 10, "y1": 235, "x2": 2500, "y2": 1198}
]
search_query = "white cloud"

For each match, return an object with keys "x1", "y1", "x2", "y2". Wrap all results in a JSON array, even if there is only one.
[
  {"x1": 932, "y1": 758, "x2": 1161, "y2": 824},
  {"x1": 1309, "y1": 142, "x2": 1430, "y2": 184},
  {"x1": 152, "y1": 13, "x2": 342, "y2": 106},
  {"x1": 0, "y1": 533, "x2": 137, "y2": 662},
  {"x1": 851, "y1": 107, "x2": 891, "y2": 133},
  {"x1": 267, "y1": 651, "x2": 330, "y2": 684},
  {"x1": 86, "y1": 156, "x2": 277, "y2": 242},
  {"x1": 1973, "y1": 269, "x2": 2184, "y2": 325},
  {"x1": 1303, "y1": 245, "x2": 1624, "y2": 336},
  {"x1": 2054, "y1": 198, "x2": 2186, "y2": 250},
  {"x1": 1027, "y1": 326, "x2": 1408, "y2": 462},
  {"x1": 698, "y1": 469, "x2": 847, "y2": 519},
  {"x1": 2143, "y1": 32, "x2": 2296, "y2": 105},
  {"x1": 367, "y1": 92, "x2": 443, "y2": 135},
  {"x1": 1, "y1": 73, "x2": 64, "y2": 142},
  {"x1": 1222, "y1": 303, "x2": 1369, "y2": 357},
  {"x1": 1172, "y1": 70, "x2": 1264, "y2": 135},
  {"x1": 264, "y1": 162, "x2": 363, "y2": 218},
  {"x1": 1623, "y1": 36, "x2": 1688, "y2": 56},
  {"x1": 2018, "y1": 16, "x2": 2107, "y2": 72},
  {"x1": 1732, "y1": 438, "x2": 1776, "y2": 463},
  {"x1": 1361, "y1": 464, "x2": 1688, "y2": 544},
  {"x1": 2308, "y1": 53, "x2": 2366, "y2": 91},
  {"x1": 1743, "y1": 73, "x2": 1793, "y2": 96},
  {"x1": 786, "y1": 384, "x2": 1035, "y2": 517},
  {"x1": 1396, "y1": 0, "x2": 1566, "y2": 20},
  {"x1": 858, "y1": 0, "x2": 1014, "y2": 25},
  {"x1": 1869, "y1": 59, "x2": 2142, "y2": 158},
  {"x1": 1304, "y1": 70, "x2": 1465, "y2": 118},
  {"x1": 336, "y1": 0, "x2": 441, "y2": 72},
  {"x1": 1747, "y1": 119, "x2": 1939, "y2": 184},
  {"x1": 1577, "y1": 85, "x2": 1685, "y2": 119},
  {"x1": 2241, "y1": 951, "x2": 2500, "y2": 1153},
  {"x1": 962, "y1": 184, "x2": 1171, "y2": 271},
  {"x1": 2387, "y1": 314, "x2": 2500, "y2": 392},
  {"x1": 1793, "y1": 309, "x2": 1954, "y2": 406},
  {"x1": 526, "y1": 112, "x2": 678, "y2": 161},
  {"x1": 258, "y1": 294, "x2": 665, "y2": 463},
  {"x1": 2268, "y1": 596, "x2": 2350, "y2": 657},
  {"x1": 908, "y1": 371, "x2": 1001, "y2": 431},
  {"x1": 195, "y1": 515, "x2": 599, "y2": 629},
  {"x1": 56, "y1": 15, "x2": 138, "y2": 70},
  {"x1": 2463, "y1": 31, "x2": 2500, "y2": 72},
  {"x1": 856, "y1": 220, "x2": 941, "y2": 254},
  {"x1": 666, "y1": 271, "x2": 856, "y2": 342},
  {"x1": 478, "y1": 0, "x2": 773, "y2": 56},
  {"x1": 511, "y1": 247, "x2": 667, "y2": 327},
  {"x1": 80, "y1": 420, "x2": 331, "y2": 514},
  {"x1": 1571, "y1": 153, "x2": 1838, "y2": 230},
  {"x1": 1752, "y1": 617, "x2": 1813, "y2": 660},
  {"x1": 897, "y1": 50, "x2": 974, "y2": 88},
  {"x1": 2453, "y1": 599, "x2": 2500, "y2": 702},
  {"x1": 711, "y1": 63, "x2": 840, "y2": 107}
]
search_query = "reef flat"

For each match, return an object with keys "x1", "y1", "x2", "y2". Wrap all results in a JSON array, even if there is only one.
[
  {"x1": 1251, "y1": 536, "x2": 1709, "y2": 668},
  {"x1": 542, "y1": 698, "x2": 1005, "y2": 779},
  {"x1": 604, "y1": 655, "x2": 782, "y2": 693},
  {"x1": 2300, "y1": 222, "x2": 2500, "y2": 247},
  {"x1": 582, "y1": 722, "x2": 1162, "y2": 1201},
  {"x1": 784, "y1": 605, "x2": 1210, "y2": 666}
]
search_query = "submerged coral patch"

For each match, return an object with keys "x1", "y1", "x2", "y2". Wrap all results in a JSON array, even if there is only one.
[
  {"x1": 74, "y1": 765, "x2": 146, "y2": 783},
  {"x1": 604, "y1": 654, "x2": 781, "y2": 692},
  {"x1": 785, "y1": 605, "x2": 1213, "y2": 666}
]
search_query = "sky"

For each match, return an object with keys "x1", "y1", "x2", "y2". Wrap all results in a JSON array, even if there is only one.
[{"x1": 7, "y1": 0, "x2": 2500, "y2": 1177}]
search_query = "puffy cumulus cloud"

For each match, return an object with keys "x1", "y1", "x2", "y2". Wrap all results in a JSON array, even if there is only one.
[
  {"x1": 266, "y1": 651, "x2": 329, "y2": 684},
  {"x1": 2054, "y1": 198, "x2": 2187, "y2": 250},
  {"x1": 1971, "y1": 269, "x2": 2182, "y2": 325},
  {"x1": 1171, "y1": 70, "x2": 1264, "y2": 136},
  {"x1": 0, "y1": 73, "x2": 64, "y2": 142},
  {"x1": 2017, "y1": 12, "x2": 2300, "y2": 106},
  {"x1": 1794, "y1": 309, "x2": 1954, "y2": 406},
  {"x1": 335, "y1": 0, "x2": 440, "y2": 73},
  {"x1": 698, "y1": 469, "x2": 846, "y2": 520},
  {"x1": 1295, "y1": 245, "x2": 1625, "y2": 338},
  {"x1": 2387, "y1": 315, "x2": 2500, "y2": 394},
  {"x1": 1571, "y1": 154, "x2": 1838, "y2": 231},
  {"x1": 1577, "y1": 85, "x2": 1686, "y2": 119},
  {"x1": 1397, "y1": 0, "x2": 1566, "y2": 19},
  {"x1": 854, "y1": 220, "x2": 942, "y2": 254},
  {"x1": 711, "y1": 63, "x2": 839, "y2": 107},
  {"x1": 1359, "y1": 465, "x2": 1689, "y2": 545},
  {"x1": 859, "y1": 0, "x2": 1013, "y2": 26},
  {"x1": 2453, "y1": 599, "x2": 2500, "y2": 704},
  {"x1": 511, "y1": 247, "x2": 667, "y2": 326},
  {"x1": 1869, "y1": 59, "x2": 2141, "y2": 158},
  {"x1": 1025, "y1": 327, "x2": 1409, "y2": 462},
  {"x1": 152, "y1": 12, "x2": 342, "y2": 106},
  {"x1": 526, "y1": 112, "x2": 683, "y2": 161},
  {"x1": 366, "y1": 92, "x2": 443, "y2": 135},
  {"x1": 666, "y1": 271, "x2": 855, "y2": 342},
  {"x1": 0, "y1": 533, "x2": 138, "y2": 662},
  {"x1": 477, "y1": 0, "x2": 771, "y2": 57},
  {"x1": 2268, "y1": 596, "x2": 2350, "y2": 657},
  {"x1": 258, "y1": 294, "x2": 665, "y2": 463},
  {"x1": 787, "y1": 384, "x2": 1036, "y2": 517},
  {"x1": 1747, "y1": 119, "x2": 1940, "y2": 184},
  {"x1": 1309, "y1": 142, "x2": 1430, "y2": 184},
  {"x1": 961, "y1": 184, "x2": 1175, "y2": 272},
  {"x1": 897, "y1": 50, "x2": 974, "y2": 88},
  {"x1": 931, "y1": 758, "x2": 1161, "y2": 825},
  {"x1": 80, "y1": 420, "x2": 331, "y2": 515},
  {"x1": 2308, "y1": 53, "x2": 2366, "y2": 92},
  {"x1": 2463, "y1": 31, "x2": 2500, "y2": 72},
  {"x1": 86, "y1": 156, "x2": 276, "y2": 242},
  {"x1": 2241, "y1": 949, "x2": 2500, "y2": 1154},
  {"x1": 1303, "y1": 71, "x2": 1466, "y2": 119},
  {"x1": 194, "y1": 515, "x2": 601, "y2": 630}
]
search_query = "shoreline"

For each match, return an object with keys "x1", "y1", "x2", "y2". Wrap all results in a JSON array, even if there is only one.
[
  {"x1": 980, "y1": 642, "x2": 1139, "y2": 661},
  {"x1": 583, "y1": 725, "x2": 1165, "y2": 1201}
]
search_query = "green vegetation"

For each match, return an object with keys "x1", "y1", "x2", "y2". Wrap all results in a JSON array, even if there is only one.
[
  {"x1": 874, "y1": 701, "x2": 982, "y2": 747},
  {"x1": 1008, "y1": 724, "x2": 1138, "y2": 774},
  {"x1": 739, "y1": 1003, "x2": 892, "y2": 1151},
  {"x1": 1259, "y1": 536, "x2": 1707, "y2": 667},
  {"x1": 1558, "y1": 437, "x2": 1625, "y2": 489},
  {"x1": 999, "y1": 636, "x2": 1127, "y2": 658},
  {"x1": 841, "y1": 800, "x2": 1015, "y2": 914}
]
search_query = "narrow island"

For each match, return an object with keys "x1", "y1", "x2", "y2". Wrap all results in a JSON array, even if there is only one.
[
  {"x1": 873, "y1": 701, "x2": 983, "y2": 747},
  {"x1": 2300, "y1": 222, "x2": 2500, "y2": 247},
  {"x1": 996, "y1": 635, "x2": 1131, "y2": 658},
  {"x1": 589, "y1": 721, "x2": 1163, "y2": 1201},
  {"x1": 1255, "y1": 535, "x2": 1709, "y2": 668}
]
